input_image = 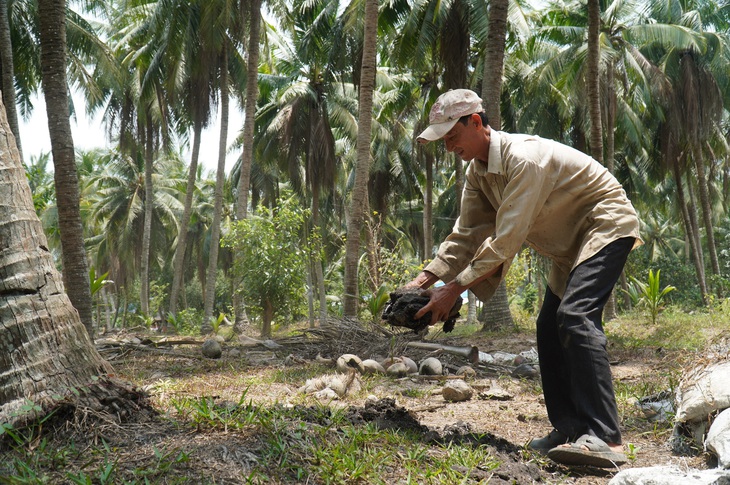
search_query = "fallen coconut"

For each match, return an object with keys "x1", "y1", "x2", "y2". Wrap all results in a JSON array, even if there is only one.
[
  {"x1": 419, "y1": 357, "x2": 443, "y2": 376},
  {"x1": 201, "y1": 338, "x2": 222, "y2": 359},
  {"x1": 361, "y1": 359, "x2": 386, "y2": 375},
  {"x1": 336, "y1": 354, "x2": 364, "y2": 373},
  {"x1": 386, "y1": 362, "x2": 410, "y2": 377}
]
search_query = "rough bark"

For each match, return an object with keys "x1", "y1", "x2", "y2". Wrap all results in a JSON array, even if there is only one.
[
  {"x1": 38, "y1": 0, "x2": 93, "y2": 336},
  {"x1": 342, "y1": 0, "x2": 377, "y2": 316},
  {"x1": 479, "y1": 0, "x2": 513, "y2": 329},
  {"x1": 0, "y1": 96, "x2": 118, "y2": 426},
  {"x1": 479, "y1": 281, "x2": 513, "y2": 330},
  {"x1": 481, "y1": 0, "x2": 507, "y2": 130}
]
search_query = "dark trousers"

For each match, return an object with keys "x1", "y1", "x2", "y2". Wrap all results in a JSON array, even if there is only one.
[{"x1": 536, "y1": 237, "x2": 635, "y2": 445}]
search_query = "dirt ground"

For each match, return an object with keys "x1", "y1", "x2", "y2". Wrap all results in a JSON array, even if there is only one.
[{"x1": 4, "y1": 323, "x2": 713, "y2": 484}]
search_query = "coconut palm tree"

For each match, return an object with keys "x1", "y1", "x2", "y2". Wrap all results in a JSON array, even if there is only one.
[
  {"x1": 343, "y1": 0, "x2": 378, "y2": 316},
  {"x1": 231, "y1": 0, "x2": 261, "y2": 332},
  {"x1": 0, "y1": 97, "x2": 113, "y2": 426},
  {"x1": 0, "y1": 0, "x2": 21, "y2": 159},
  {"x1": 38, "y1": 0, "x2": 94, "y2": 335}
]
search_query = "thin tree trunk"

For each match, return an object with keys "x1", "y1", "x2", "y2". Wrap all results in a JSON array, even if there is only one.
[
  {"x1": 310, "y1": 187, "x2": 327, "y2": 325},
  {"x1": 603, "y1": 63, "x2": 619, "y2": 320},
  {"x1": 586, "y1": 0, "x2": 603, "y2": 166},
  {"x1": 685, "y1": 172, "x2": 705, "y2": 277},
  {"x1": 233, "y1": 0, "x2": 261, "y2": 332},
  {"x1": 466, "y1": 291, "x2": 477, "y2": 325},
  {"x1": 140, "y1": 115, "x2": 154, "y2": 316},
  {"x1": 306, "y1": 263, "x2": 315, "y2": 328},
  {"x1": 423, "y1": 149, "x2": 433, "y2": 259},
  {"x1": 343, "y1": 0, "x2": 377, "y2": 316},
  {"x1": 203, "y1": 45, "x2": 230, "y2": 332},
  {"x1": 169, "y1": 120, "x2": 202, "y2": 316},
  {"x1": 692, "y1": 146, "x2": 720, "y2": 276},
  {"x1": 261, "y1": 299, "x2": 273, "y2": 338},
  {"x1": 38, "y1": 0, "x2": 94, "y2": 336},
  {"x1": 673, "y1": 156, "x2": 707, "y2": 303},
  {"x1": 0, "y1": 0, "x2": 21, "y2": 160}
]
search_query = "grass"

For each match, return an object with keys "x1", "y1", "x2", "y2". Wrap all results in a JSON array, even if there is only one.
[{"x1": 2, "y1": 301, "x2": 729, "y2": 483}]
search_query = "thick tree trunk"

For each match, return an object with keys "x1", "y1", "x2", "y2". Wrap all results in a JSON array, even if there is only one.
[
  {"x1": 479, "y1": 281, "x2": 513, "y2": 330},
  {"x1": 38, "y1": 0, "x2": 93, "y2": 336},
  {"x1": 232, "y1": 0, "x2": 261, "y2": 332},
  {"x1": 0, "y1": 97, "x2": 117, "y2": 425},
  {"x1": 343, "y1": 0, "x2": 377, "y2": 316},
  {"x1": 481, "y1": 0, "x2": 507, "y2": 130},
  {"x1": 479, "y1": 0, "x2": 513, "y2": 329}
]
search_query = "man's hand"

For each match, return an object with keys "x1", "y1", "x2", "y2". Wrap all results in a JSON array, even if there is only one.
[{"x1": 415, "y1": 282, "x2": 465, "y2": 325}]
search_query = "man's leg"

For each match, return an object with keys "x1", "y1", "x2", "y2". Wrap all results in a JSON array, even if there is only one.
[
  {"x1": 556, "y1": 237, "x2": 635, "y2": 445},
  {"x1": 536, "y1": 287, "x2": 582, "y2": 440}
]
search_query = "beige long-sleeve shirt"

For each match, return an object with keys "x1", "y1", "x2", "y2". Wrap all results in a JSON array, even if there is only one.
[{"x1": 425, "y1": 130, "x2": 642, "y2": 301}]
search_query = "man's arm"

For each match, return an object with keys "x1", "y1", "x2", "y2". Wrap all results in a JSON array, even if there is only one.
[{"x1": 404, "y1": 270, "x2": 440, "y2": 289}]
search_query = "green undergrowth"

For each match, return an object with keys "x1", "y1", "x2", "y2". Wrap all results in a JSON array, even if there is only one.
[{"x1": 0, "y1": 390, "x2": 506, "y2": 484}]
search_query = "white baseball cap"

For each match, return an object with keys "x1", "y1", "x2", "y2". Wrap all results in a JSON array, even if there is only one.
[{"x1": 417, "y1": 89, "x2": 484, "y2": 143}]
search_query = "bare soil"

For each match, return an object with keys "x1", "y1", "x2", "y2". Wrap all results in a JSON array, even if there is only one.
[{"x1": 1, "y1": 322, "x2": 712, "y2": 484}]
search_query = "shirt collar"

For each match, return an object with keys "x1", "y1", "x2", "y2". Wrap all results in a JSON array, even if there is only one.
[{"x1": 473, "y1": 129, "x2": 504, "y2": 176}]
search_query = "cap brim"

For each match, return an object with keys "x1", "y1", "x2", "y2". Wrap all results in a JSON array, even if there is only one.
[{"x1": 417, "y1": 119, "x2": 459, "y2": 143}]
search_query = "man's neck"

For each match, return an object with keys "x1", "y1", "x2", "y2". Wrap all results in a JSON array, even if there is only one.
[{"x1": 476, "y1": 125, "x2": 491, "y2": 165}]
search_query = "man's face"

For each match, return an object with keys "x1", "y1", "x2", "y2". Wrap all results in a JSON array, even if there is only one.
[{"x1": 442, "y1": 116, "x2": 479, "y2": 161}]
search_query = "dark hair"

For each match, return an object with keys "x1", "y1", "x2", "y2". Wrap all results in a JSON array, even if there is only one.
[{"x1": 458, "y1": 111, "x2": 489, "y2": 127}]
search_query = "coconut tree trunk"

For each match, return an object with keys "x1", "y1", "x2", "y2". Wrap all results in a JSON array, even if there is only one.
[
  {"x1": 481, "y1": 0, "x2": 507, "y2": 130},
  {"x1": 232, "y1": 0, "x2": 261, "y2": 332},
  {"x1": 672, "y1": 156, "x2": 707, "y2": 303},
  {"x1": 169, "y1": 119, "x2": 203, "y2": 316},
  {"x1": 261, "y1": 299, "x2": 273, "y2": 338},
  {"x1": 0, "y1": 96, "x2": 122, "y2": 426},
  {"x1": 478, "y1": 0, "x2": 513, "y2": 329},
  {"x1": 343, "y1": 0, "x2": 377, "y2": 316},
  {"x1": 479, "y1": 281, "x2": 512, "y2": 329},
  {"x1": 603, "y1": 63, "x2": 620, "y2": 319},
  {"x1": 692, "y1": 145, "x2": 721, "y2": 276},
  {"x1": 0, "y1": 0, "x2": 21, "y2": 160},
  {"x1": 203, "y1": 44, "x2": 229, "y2": 332},
  {"x1": 140, "y1": 115, "x2": 154, "y2": 316},
  {"x1": 586, "y1": 0, "x2": 603, "y2": 166},
  {"x1": 38, "y1": 0, "x2": 94, "y2": 336},
  {"x1": 423, "y1": 149, "x2": 433, "y2": 259}
]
